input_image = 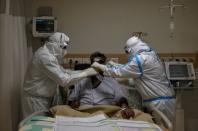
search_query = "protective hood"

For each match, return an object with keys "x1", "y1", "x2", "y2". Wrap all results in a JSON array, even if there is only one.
[
  {"x1": 45, "y1": 32, "x2": 70, "y2": 58},
  {"x1": 124, "y1": 36, "x2": 150, "y2": 56}
]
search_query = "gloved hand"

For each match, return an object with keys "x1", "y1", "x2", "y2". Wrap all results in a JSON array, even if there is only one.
[
  {"x1": 107, "y1": 60, "x2": 123, "y2": 68},
  {"x1": 107, "y1": 60, "x2": 118, "y2": 66},
  {"x1": 91, "y1": 62, "x2": 107, "y2": 72},
  {"x1": 65, "y1": 68, "x2": 98, "y2": 86},
  {"x1": 78, "y1": 67, "x2": 98, "y2": 78}
]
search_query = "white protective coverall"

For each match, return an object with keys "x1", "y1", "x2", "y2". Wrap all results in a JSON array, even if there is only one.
[
  {"x1": 92, "y1": 36, "x2": 176, "y2": 123},
  {"x1": 22, "y1": 32, "x2": 97, "y2": 118}
]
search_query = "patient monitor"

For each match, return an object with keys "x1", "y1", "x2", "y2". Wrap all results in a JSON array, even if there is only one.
[
  {"x1": 164, "y1": 61, "x2": 196, "y2": 88},
  {"x1": 32, "y1": 16, "x2": 57, "y2": 37},
  {"x1": 164, "y1": 61, "x2": 196, "y2": 131}
]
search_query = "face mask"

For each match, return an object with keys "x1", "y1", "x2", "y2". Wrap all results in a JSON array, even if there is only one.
[
  {"x1": 59, "y1": 42, "x2": 68, "y2": 57},
  {"x1": 96, "y1": 74, "x2": 104, "y2": 82},
  {"x1": 127, "y1": 54, "x2": 134, "y2": 62},
  {"x1": 62, "y1": 49, "x2": 67, "y2": 57},
  {"x1": 52, "y1": 45, "x2": 66, "y2": 64}
]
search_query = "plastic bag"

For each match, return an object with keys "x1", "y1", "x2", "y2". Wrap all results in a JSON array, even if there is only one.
[{"x1": 51, "y1": 86, "x2": 63, "y2": 106}]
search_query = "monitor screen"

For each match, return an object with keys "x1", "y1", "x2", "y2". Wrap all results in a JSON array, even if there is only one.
[
  {"x1": 36, "y1": 19, "x2": 55, "y2": 33},
  {"x1": 32, "y1": 16, "x2": 57, "y2": 37},
  {"x1": 169, "y1": 65, "x2": 189, "y2": 77}
]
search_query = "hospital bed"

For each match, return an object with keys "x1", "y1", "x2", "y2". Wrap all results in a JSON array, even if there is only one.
[
  {"x1": 18, "y1": 96, "x2": 172, "y2": 131},
  {"x1": 18, "y1": 108, "x2": 171, "y2": 131},
  {"x1": 19, "y1": 66, "x2": 172, "y2": 131}
]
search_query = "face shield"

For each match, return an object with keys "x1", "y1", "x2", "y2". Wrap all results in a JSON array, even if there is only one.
[
  {"x1": 124, "y1": 36, "x2": 141, "y2": 62},
  {"x1": 124, "y1": 36, "x2": 151, "y2": 62},
  {"x1": 50, "y1": 32, "x2": 70, "y2": 55},
  {"x1": 46, "y1": 32, "x2": 70, "y2": 63}
]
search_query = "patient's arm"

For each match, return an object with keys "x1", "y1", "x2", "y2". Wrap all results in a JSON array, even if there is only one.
[{"x1": 67, "y1": 81, "x2": 83, "y2": 109}]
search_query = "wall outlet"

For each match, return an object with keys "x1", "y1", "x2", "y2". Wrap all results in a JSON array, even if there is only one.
[{"x1": 73, "y1": 58, "x2": 83, "y2": 64}]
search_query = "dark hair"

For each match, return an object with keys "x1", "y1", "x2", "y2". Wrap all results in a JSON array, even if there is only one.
[{"x1": 90, "y1": 51, "x2": 107, "y2": 64}]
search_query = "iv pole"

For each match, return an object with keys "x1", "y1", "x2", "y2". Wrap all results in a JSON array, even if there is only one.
[{"x1": 160, "y1": 0, "x2": 186, "y2": 38}]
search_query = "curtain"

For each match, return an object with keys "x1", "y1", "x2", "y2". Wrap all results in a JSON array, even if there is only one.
[{"x1": 0, "y1": 0, "x2": 30, "y2": 130}]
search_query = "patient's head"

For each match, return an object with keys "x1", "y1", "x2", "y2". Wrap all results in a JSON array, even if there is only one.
[{"x1": 90, "y1": 51, "x2": 107, "y2": 65}]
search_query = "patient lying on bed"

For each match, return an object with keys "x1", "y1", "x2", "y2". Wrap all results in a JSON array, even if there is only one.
[
  {"x1": 68, "y1": 73, "x2": 136, "y2": 119},
  {"x1": 50, "y1": 51, "x2": 153, "y2": 123},
  {"x1": 50, "y1": 69, "x2": 153, "y2": 122}
]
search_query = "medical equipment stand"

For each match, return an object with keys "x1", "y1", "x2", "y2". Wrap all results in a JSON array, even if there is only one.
[
  {"x1": 174, "y1": 81, "x2": 193, "y2": 131},
  {"x1": 175, "y1": 90, "x2": 184, "y2": 131}
]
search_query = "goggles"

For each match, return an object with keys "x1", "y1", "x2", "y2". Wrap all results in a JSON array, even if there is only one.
[
  {"x1": 60, "y1": 41, "x2": 70, "y2": 50},
  {"x1": 124, "y1": 46, "x2": 130, "y2": 54}
]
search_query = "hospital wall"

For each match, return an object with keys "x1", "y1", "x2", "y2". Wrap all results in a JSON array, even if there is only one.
[
  {"x1": 24, "y1": 0, "x2": 198, "y2": 131},
  {"x1": 25, "y1": 0, "x2": 198, "y2": 54}
]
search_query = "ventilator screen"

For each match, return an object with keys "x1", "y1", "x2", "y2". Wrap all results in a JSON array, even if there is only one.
[
  {"x1": 169, "y1": 65, "x2": 188, "y2": 77},
  {"x1": 36, "y1": 19, "x2": 54, "y2": 33}
]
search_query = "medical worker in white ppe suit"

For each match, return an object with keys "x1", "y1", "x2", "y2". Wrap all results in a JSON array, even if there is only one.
[
  {"x1": 92, "y1": 36, "x2": 176, "y2": 124},
  {"x1": 22, "y1": 32, "x2": 97, "y2": 118}
]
